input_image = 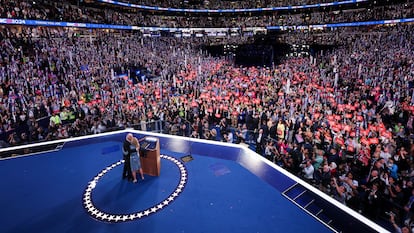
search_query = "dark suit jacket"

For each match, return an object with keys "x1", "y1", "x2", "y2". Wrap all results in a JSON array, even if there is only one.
[{"x1": 123, "y1": 140, "x2": 134, "y2": 159}]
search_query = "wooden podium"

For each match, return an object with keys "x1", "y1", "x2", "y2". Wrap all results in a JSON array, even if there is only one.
[{"x1": 139, "y1": 136, "x2": 160, "y2": 176}]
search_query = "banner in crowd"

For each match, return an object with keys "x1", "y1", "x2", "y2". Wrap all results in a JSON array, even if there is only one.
[
  {"x1": 1, "y1": 17, "x2": 414, "y2": 35},
  {"x1": 0, "y1": 18, "x2": 134, "y2": 30},
  {"x1": 266, "y1": 18, "x2": 414, "y2": 30}
]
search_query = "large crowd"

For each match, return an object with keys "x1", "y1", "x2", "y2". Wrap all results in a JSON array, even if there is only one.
[{"x1": 1, "y1": 0, "x2": 414, "y2": 232}]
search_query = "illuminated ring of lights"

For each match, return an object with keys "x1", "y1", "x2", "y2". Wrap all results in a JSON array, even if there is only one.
[{"x1": 82, "y1": 155, "x2": 187, "y2": 222}]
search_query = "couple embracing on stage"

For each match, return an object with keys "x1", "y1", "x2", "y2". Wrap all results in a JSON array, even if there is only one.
[{"x1": 122, "y1": 133, "x2": 145, "y2": 183}]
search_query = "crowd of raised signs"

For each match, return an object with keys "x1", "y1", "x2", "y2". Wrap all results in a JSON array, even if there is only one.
[{"x1": 1, "y1": 23, "x2": 414, "y2": 230}]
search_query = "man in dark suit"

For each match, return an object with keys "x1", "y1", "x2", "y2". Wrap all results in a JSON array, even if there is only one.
[
  {"x1": 256, "y1": 128, "x2": 265, "y2": 155},
  {"x1": 122, "y1": 133, "x2": 134, "y2": 181}
]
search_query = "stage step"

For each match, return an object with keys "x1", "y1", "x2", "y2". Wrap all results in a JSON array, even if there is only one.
[{"x1": 282, "y1": 183, "x2": 334, "y2": 231}]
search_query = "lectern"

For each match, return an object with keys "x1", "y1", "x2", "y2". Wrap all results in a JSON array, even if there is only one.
[{"x1": 139, "y1": 136, "x2": 160, "y2": 176}]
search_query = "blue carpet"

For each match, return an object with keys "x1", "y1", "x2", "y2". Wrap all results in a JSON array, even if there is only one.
[
  {"x1": 0, "y1": 141, "x2": 332, "y2": 233},
  {"x1": 101, "y1": 145, "x2": 120, "y2": 154},
  {"x1": 209, "y1": 163, "x2": 231, "y2": 176}
]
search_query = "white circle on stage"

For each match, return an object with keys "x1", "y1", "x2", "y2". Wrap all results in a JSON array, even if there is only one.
[{"x1": 82, "y1": 155, "x2": 188, "y2": 222}]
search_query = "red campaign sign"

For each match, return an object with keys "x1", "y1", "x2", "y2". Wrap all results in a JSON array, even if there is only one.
[
  {"x1": 343, "y1": 125, "x2": 351, "y2": 132},
  {"x1": 335, "y1": 137, "x2": 344, "y2": 146},
  {"x1": 360, "y1": 138, "x2": 368, "y2": 145},
  {"x1": 369, "y1": 138, "x2": 379, "y2": 145}
]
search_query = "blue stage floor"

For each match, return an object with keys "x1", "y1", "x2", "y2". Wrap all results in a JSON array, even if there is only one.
[{"x1": 0, "y1": 131, "x2": 387, "y2": 233}]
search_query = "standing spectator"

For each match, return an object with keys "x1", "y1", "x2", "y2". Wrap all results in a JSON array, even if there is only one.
[
  {"x1": 300, "y1": 159, "x2": 315, "y2": 183},
  {"x1": 390, "y1": 212, "x2": 412, "y2": 233},
  {"x1": 314, "y1": 164, "x2": 332, "y2": 193},
  {"x1": 388, "y1": 158, "x2": 399, "y2": 180},
  {"x1": 277, "y1": 118, "x2": 286, "y2": 141},
  {"x1": 331, "y1": 177, "x2": 347, "y2": 205},
  {"x1": 255, "y1": 128, "x2": 265, "y2": 155},
  {"x1": 365, "y1": 182, "x2": 384, "y2": 220},
  {"x1": 223, "y1": 129, "x2": 234, "y2": 143}
]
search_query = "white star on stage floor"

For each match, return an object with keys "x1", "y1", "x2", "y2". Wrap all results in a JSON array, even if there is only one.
[{"x1": 92, "y1": 209, "x2": 99, "y2": 216}]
